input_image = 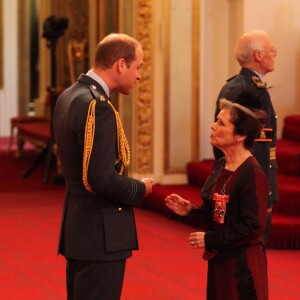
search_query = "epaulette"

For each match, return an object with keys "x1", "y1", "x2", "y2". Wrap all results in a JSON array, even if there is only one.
[
  {"x1": 251, "y1": 76, "x2": 267, "y2": 89},
  {"x1": 89, "y1": 84, "x2": 107, "y2": 102}
]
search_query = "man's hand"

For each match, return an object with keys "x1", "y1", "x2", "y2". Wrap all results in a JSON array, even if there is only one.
[{"x1": 141, "y1": 178, "x2": 154, "y2": 197}]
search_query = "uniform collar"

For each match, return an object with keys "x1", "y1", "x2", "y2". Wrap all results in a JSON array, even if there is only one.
[
  {"x1": 251, "y1": 69, "x2": 266, "y2": 84},
  {"x1": 86, "y1": 69, "x2": 110, "y2": 98}
]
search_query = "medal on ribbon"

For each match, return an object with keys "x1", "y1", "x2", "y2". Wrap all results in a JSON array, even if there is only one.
[{"x1": 213, "y1": 192, "x2": 229, "y2": 224}]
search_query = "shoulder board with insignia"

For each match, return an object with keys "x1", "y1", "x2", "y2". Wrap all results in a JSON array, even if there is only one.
[
  {"x1": 252, "y1": 76, "x2": 267, "y2": 89},
  {"x1": 89, "y1": 84, "x2": 107, "y2": 102}
]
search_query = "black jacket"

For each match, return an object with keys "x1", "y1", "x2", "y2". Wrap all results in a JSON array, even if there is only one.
[{"x1": 53, "y1": 74, "x2": 145, "y2": 261}]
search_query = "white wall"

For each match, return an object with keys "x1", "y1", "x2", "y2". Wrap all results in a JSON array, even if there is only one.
[
  {"x1": 200, "y1": 0, "x2": 232, "y2": 159},
  {"x1": 169, "y1": 0, "x2": 193, "y2": 169}
]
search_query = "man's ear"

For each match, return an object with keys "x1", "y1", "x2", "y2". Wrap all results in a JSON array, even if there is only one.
[
  {"x1": 254, "y1": 50, "x2": 263, "y2": 62},
  {"x1": 117, "y1": 58, "x2": 127, "y2": 73}
]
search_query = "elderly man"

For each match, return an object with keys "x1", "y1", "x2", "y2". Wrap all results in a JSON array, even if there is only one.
[{"x1": 214, "y1": 30, "x2": 278, "y2": 245}]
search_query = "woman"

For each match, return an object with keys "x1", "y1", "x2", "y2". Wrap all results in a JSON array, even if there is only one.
[{"x1": 165, "y1": 99, "x2": 269, "y2": 300}]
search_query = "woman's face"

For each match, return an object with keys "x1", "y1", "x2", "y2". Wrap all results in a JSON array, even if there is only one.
[{"x1": 210, "y1": 109, "x2": 237, "y2": 151}]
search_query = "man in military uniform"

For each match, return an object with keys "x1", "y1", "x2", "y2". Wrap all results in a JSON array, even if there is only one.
[
  {"x1": 53, "y1": 33, "x2": 154, "y2": 299},
  {"x1": 214, "y1": 30, "x2": 278, "y2": 245}
]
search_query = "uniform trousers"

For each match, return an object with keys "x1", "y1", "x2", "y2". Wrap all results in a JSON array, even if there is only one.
[{"x1": 66, "y1": 258, "x2": 126, "y2": 300}]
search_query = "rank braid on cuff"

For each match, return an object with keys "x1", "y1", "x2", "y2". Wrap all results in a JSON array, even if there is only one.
[{"x1": 82, "y1": 99, "x2": 96, "y2": 192}]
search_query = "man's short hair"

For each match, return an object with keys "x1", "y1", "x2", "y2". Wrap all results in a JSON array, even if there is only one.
[{"x1": 94, "y1": 33, "x2": 141, "y2": 69}]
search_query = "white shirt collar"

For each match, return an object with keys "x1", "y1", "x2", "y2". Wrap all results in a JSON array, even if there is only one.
[{"x1": 86, "y1": 69, "x2": 110, "y2": 98}]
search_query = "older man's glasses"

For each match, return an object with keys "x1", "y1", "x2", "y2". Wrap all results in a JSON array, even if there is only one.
[{"x1": 257, "y1": 47, "x2": 277, "y2": 55}]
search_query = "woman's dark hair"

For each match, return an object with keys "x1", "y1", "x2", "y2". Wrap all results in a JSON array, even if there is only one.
[
  {"x1": 94, "y1": 33, "x2": 140, "y2": 69},
  {"x1": 219, "y1": 98, "x2": 267, "y2": 149}
]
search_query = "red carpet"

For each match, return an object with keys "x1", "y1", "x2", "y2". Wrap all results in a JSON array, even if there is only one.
[{"x1": 0, "y1": 141, "x2": 300, "y2": 299}]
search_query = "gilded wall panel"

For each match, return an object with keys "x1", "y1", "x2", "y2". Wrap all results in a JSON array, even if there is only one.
[{"x1": 134, "y1": 0, "x2": 153, "y2": 173}]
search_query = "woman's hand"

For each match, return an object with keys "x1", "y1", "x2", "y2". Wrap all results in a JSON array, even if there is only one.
[
  {"x1": 165, "y1": 193, "x2": 192, "y2": 216},
  {"x1": 189, "y1": 231, "x2": 205, "y2": 248}
]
